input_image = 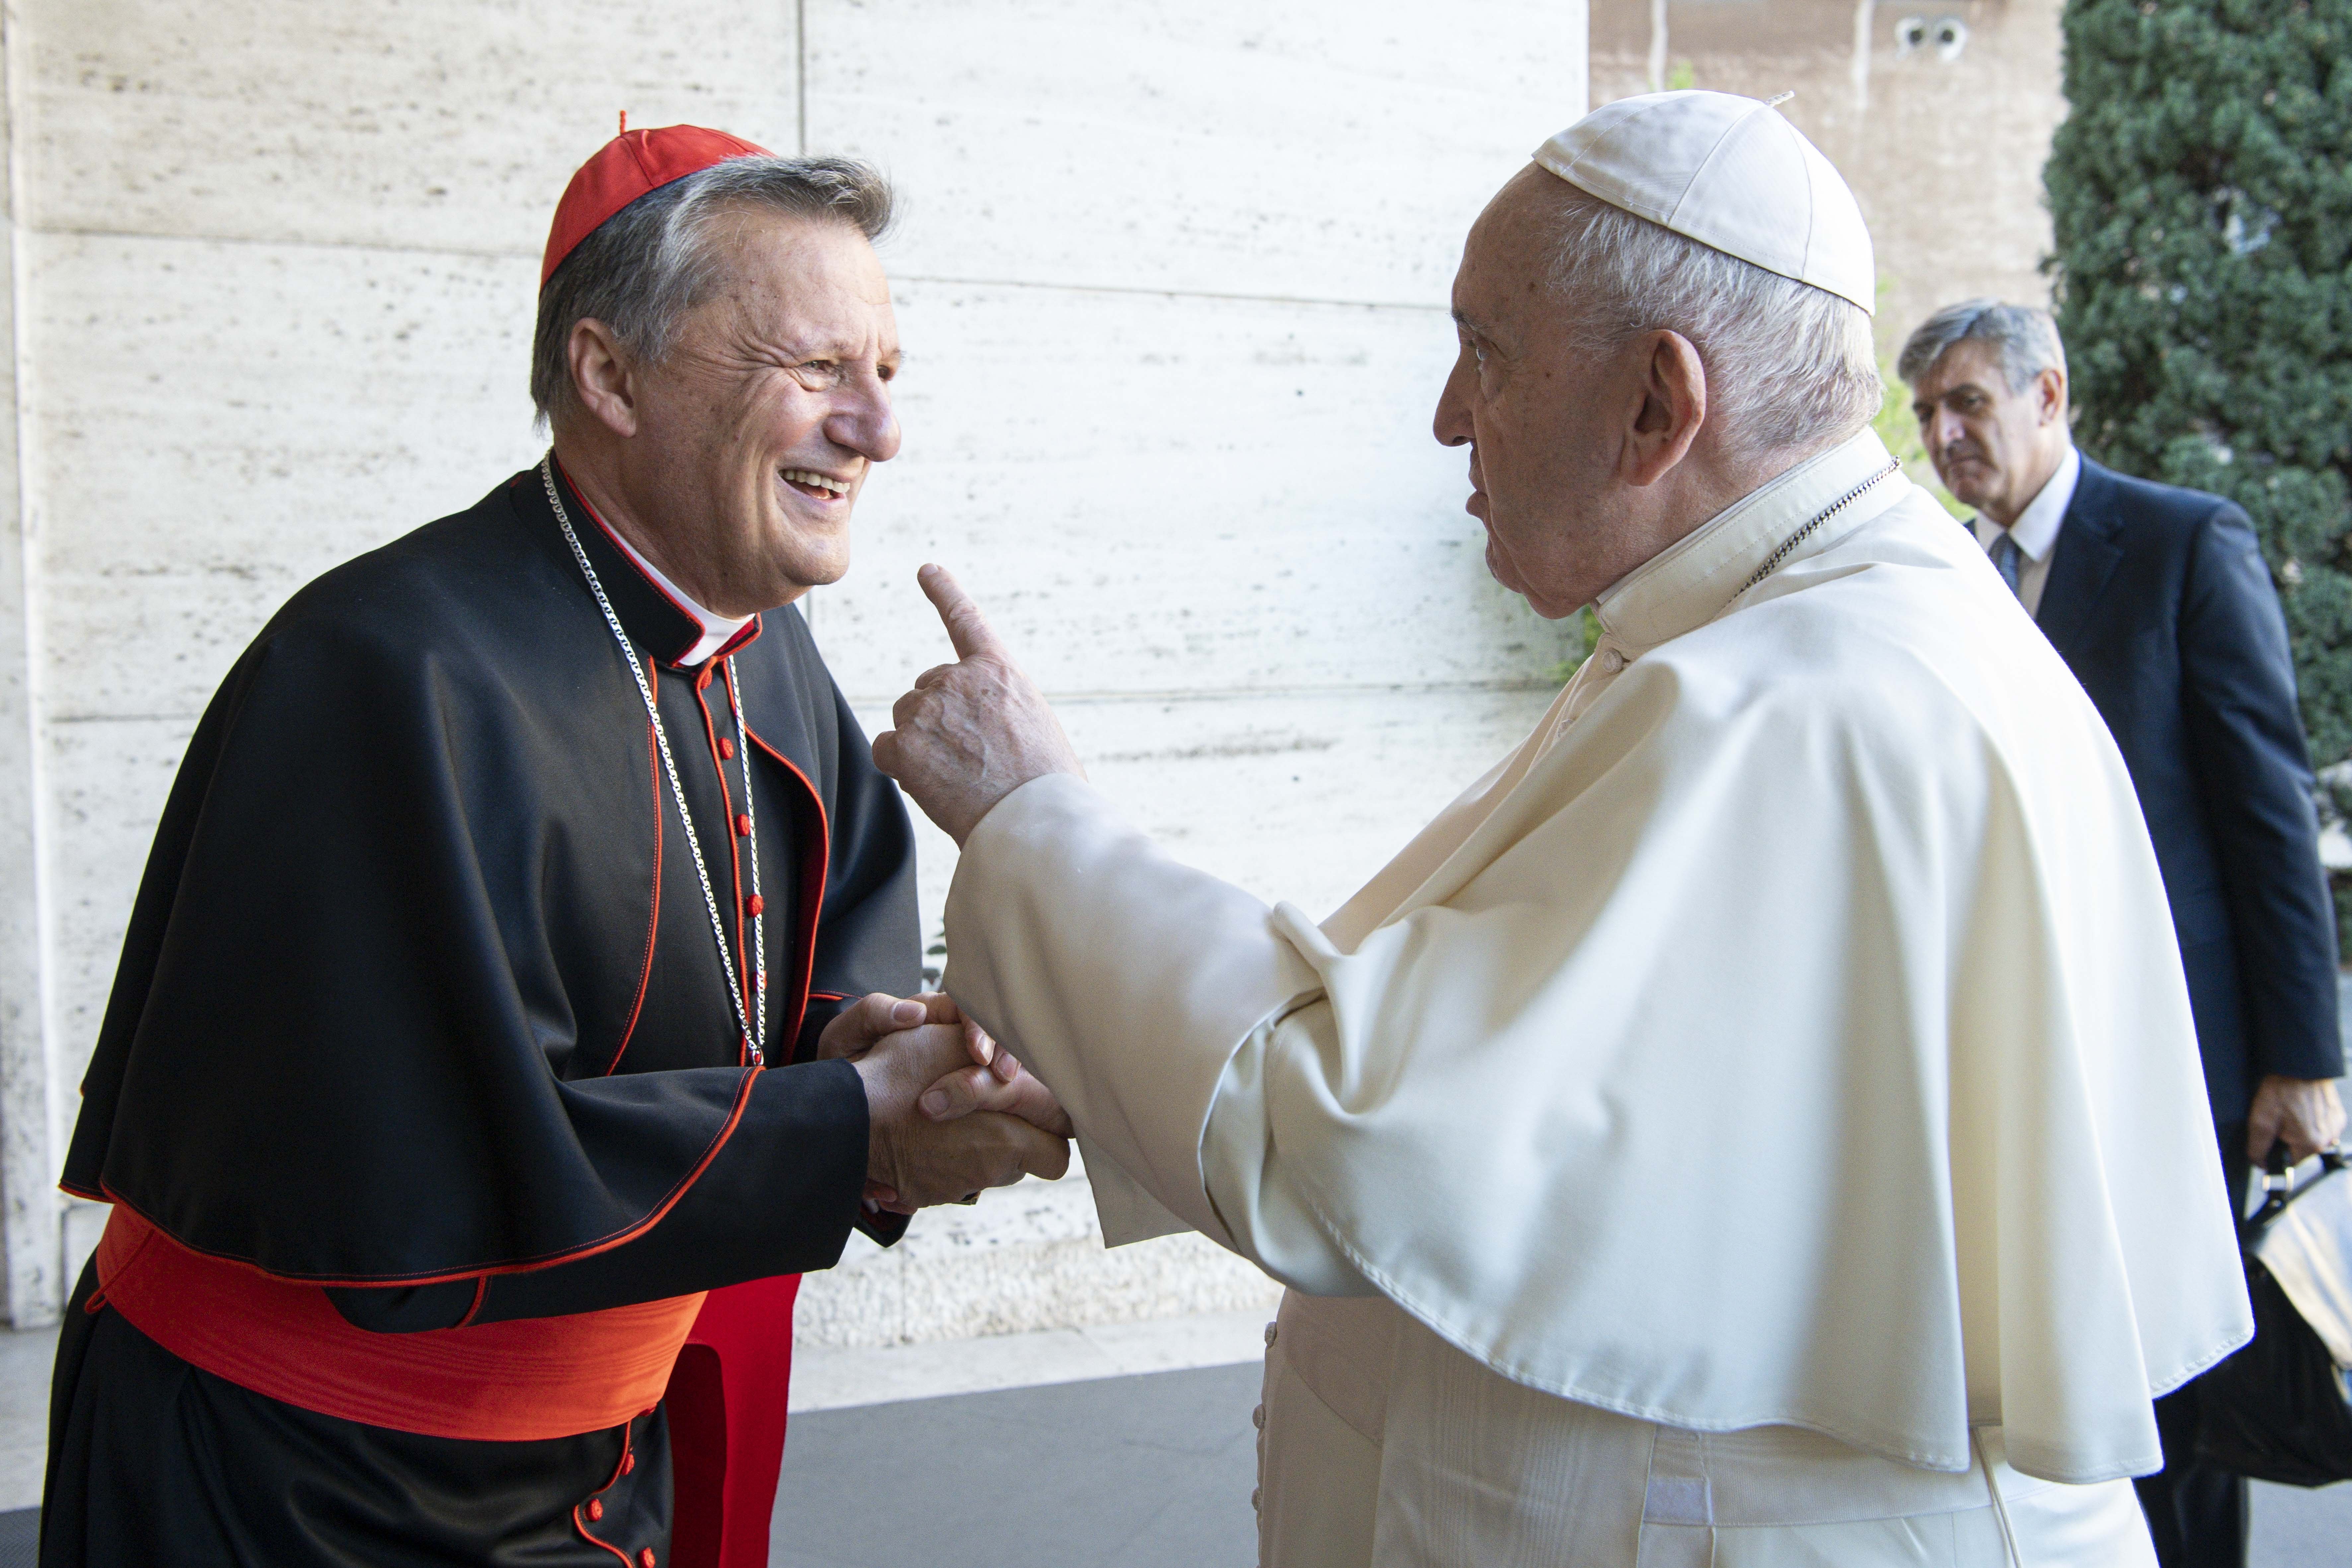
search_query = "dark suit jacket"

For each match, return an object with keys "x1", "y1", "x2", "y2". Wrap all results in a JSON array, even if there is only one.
[{"x1": 2034, "y1": 456, "x2": 2343, "y2": 1123}]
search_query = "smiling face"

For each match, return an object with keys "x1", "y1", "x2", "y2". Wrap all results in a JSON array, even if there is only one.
[
  {"x1": 1909, "y1": 338, "x2": 2067, "y2": 527},
  {"x1": 608, "y1": 208, "x2": 902, "y2": 614}
]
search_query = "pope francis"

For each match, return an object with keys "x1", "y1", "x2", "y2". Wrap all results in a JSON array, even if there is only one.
[{"x1": 875, "y1": 93, "x2": 2252, "y2": 1566}]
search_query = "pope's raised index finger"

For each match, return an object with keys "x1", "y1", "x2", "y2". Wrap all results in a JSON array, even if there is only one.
[{"x1": 918, "y1": 563, "x2": 1005, "y2": 661}]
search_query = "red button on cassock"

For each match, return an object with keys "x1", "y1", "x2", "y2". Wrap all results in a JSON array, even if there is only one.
[
  {"x1": 587, "y1": 1499, "x2": 603, "y2": 1522},
  {"x1": 744, "y1": 895, "x2": 764, "y2": 918},
  {"x1": 622, "y1": 1452, "x2": 635, "y2": 1475},
  {"x1": 734, "y1": 813, "x2": 752, "y2": 838},
  {"x1": 641, "y1": 1552, "x2": 658, "y2": 1568},
  {"x1": 718, "y1": 736, "x2": 736, "y2": 759}
]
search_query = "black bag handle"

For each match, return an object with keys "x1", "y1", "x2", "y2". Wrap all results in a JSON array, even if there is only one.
[{"x1": 2246, "y1": 1141, "x2": 2350, "y2": 1238}]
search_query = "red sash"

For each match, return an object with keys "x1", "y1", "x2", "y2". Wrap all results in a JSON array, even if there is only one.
[{"x1": 94, "y1": 1206, "x2": 705, "y2": 1442}]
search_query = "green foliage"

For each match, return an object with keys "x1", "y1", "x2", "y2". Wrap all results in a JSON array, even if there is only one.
[
  {"x1": 1546, "y1": 606, "x2": 1605, "y2": 686},
  {"x1": 2045, "y1": 0, "x2": 2352, "y2": 771}
]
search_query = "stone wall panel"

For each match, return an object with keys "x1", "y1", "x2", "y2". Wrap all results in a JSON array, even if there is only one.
[
  {"x1": 807, "y1": 0, "x2": 1584, "y2": 304},
  {"x1": 39, "y1": 715, "x2": 195, "y2": 1097},
  {"x1": 29, "y1": 231, "x2": 543, "y2": 717},
  {"x1": 815, "y1": 279, "x2": 1572, "y2": 701},
  {"x1": 846, "y1": 688, "x2": 1559, "y2": 995},
  {"x1": 23, "y1": 0, "x2": 798, "y2": 254}
]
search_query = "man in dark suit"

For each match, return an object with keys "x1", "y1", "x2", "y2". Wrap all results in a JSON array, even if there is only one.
[{"x1": 1902, "y1": 299, "x2": 2346, "y2": 1568}]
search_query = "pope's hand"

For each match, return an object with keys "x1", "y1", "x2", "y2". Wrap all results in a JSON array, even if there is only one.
[
  {"x1": 917, "y1": 1025, "x2": 1074, "y2": 1140},
  {"x1": 870, "y1": 564, "x2": 1083, "y2": 845},
  {"x1": 819, "y1": 992, "x2": 1073, "y2": 1212},
  {"x1": 818, "y1": 992, "x2": 1070, "y2": 1140}
]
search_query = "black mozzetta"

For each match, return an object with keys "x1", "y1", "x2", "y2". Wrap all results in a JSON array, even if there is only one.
[{"x1": 60, "y1": 466, "x2": 920, "y2": 1295}]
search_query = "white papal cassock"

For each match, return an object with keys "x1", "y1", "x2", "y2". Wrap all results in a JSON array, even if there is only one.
[{"x1": 944, "y1": 429, "x2": 2253, "y2": 1566}]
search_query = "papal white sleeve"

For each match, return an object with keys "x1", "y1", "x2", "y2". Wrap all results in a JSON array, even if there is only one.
[{"x1": 941, "y1": 772, "x2": 1371, "y2": 1295}]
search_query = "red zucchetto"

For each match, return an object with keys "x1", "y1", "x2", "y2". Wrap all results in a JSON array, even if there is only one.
[{"x1": 541, "y1": 123, "x2": 772, "y2": 286}]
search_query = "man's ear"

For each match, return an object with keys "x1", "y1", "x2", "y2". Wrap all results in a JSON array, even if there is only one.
[
  {"x1": 568, "y1": 318, "x2": 639, "y2": 438},
  {"x1": 1623, "y1": 330, "x2": 1708, "y2": 487},
  {"x1": 2035, "y1": 366, "x2": 2068, "y2": 427}
]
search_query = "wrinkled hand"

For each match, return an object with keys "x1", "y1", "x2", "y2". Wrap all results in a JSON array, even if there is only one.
[
  {"x1": 820, "y1": 993, "x2": 1067, "y2": 1136},
  {"x1": 823, "y1": 992, "x2": 1075, "y2": 1204},
  {"x1": 2247, "y1": 1074, "x2": 2347, "y2": 1166},
  {"x1": 823, "y1": 993, "x2": 1071, "y2": 1212},
  {"x1": 918, "y1": 1021, "x2": 1074, "y2": 1140},
  {"x1": 817, "y1": 990, "x2": 944, "y2": 1063},
  {"x1": 870, "y1": 565, "x2": 1083, "y2": 846}
]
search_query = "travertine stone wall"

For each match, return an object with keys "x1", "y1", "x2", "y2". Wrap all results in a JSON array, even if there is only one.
[
  {"x1": 0, "y1": 3, "x2": 1586, "y2": 1332},
  {"x1": 0, "y1": 32, "x2": 40, "y2": 1340}
]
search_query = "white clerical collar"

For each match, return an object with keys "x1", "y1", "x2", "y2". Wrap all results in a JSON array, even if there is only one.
[
  {"x1": 601, "y1": 526, "x2": 753, "y2": 666},
  {"x1": 1595, "y1": 427, "x2": 1907, "y2": 654},
  {"x1": 1970, "y1": 443, "x2": 2079, "y2": 563}
]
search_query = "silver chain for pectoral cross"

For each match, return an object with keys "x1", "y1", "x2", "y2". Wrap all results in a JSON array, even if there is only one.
[
  {"x1": 542, "y1": 455, "x2": 768, "y2": 1067},
  {"x1": 1736, "y1": 459, "x2": 1902, "y2": 598}
]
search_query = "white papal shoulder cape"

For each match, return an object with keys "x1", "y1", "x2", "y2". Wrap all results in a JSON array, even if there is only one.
[{"x1": 945, "y1": 430, "x2": 2251, "y2": 1495}]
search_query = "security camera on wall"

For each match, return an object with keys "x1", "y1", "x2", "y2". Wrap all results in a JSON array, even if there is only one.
[{"x1": 1895, "y1": 15, "x2": 1969, "y2": 61}]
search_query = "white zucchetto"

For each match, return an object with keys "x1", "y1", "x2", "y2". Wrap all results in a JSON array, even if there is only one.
[{"x1": 1534, "y1": 91, "x2": 1877, "y2": 315}]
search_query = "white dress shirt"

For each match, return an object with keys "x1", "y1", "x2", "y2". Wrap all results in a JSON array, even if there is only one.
[{"x1": 1970, "y1": 443, "x2": 2081, "y2": 617}]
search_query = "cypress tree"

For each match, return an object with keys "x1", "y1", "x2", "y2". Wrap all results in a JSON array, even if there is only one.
[{"x1": 2045, "y1": 0, "x2": 2352, "y2": 780}]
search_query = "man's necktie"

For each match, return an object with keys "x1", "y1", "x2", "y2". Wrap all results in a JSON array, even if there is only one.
[{"x1": 1990, "y1": 530, "x2": 2022, "y2": 598}]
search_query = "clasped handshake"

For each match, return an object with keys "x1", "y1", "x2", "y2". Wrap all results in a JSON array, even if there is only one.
[{"x1": 816, "y1": 991, "x2": 1071, "y2": 1214}]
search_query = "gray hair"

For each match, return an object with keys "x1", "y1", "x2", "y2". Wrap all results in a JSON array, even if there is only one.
[
  {"x1": 1895, "y1": 298, "x2": 2067, "y2": 393},
  {"x1": 1542, "y1": 185, "x2": 1881, "y2": 462},
  {"x1": 531, "y1": 155, "x2": 895, "y2": 425}
]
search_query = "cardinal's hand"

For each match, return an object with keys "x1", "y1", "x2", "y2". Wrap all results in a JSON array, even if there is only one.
[
  {"x1": 819, "y1": 991, "x2": 1071, "y2": 1139},
  {"x1": 816, "y1": 990, "x2": 942, "y2": 1062},
  {"x1": 870, "y1": 565, "x2": 1083, "y2": 846},
  {"x1": 822, "y1": 992, "x2": 1073, "y2": 1213}
]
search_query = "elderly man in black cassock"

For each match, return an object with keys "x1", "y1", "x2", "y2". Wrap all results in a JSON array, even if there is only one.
[{"x1": 39, "y1": 126, "x2": 1068, "y2": 1568}]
